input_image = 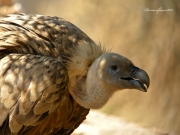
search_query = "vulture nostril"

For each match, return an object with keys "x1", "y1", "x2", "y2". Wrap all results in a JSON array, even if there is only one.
[
  {"x1": 131, "y1": 66, "x2": 140, "y2": 75},
  {"x1": 131, "y1": 69, "x2": 136, "y2": 74}
]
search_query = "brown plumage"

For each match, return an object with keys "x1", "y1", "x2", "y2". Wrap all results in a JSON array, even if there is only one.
[{"x1": 0, "y1": 14, "x2": 150, "y2": 135}]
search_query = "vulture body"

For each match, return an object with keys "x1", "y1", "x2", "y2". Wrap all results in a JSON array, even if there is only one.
[{"x1": 0, "y1": 14, "x2": 150, "y2": 135}]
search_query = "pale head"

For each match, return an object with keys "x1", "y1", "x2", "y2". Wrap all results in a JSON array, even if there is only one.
[{"x1": 69, "y1": 52, "x2": 150, "y2": 109}]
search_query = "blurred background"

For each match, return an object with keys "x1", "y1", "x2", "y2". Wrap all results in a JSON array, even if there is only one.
[{"x1": 1, "y1": 0, "x2": 180, "y2": 134}]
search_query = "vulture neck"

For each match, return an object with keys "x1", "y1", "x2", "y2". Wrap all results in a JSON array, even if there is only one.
[
  {"x1": 67, "y1": 41, "x2": 109, "y2": 109},
  {"x1": 68, "y1": 66, "x2": 115, "y2": 109},
  {"x1": 84, "y1": 73, "x2": 115, "y2": 109}
]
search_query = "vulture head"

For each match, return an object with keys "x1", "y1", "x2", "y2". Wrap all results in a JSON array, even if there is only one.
[{"x1": 68, "y1": 44, "x2": 150, "y2": 109}]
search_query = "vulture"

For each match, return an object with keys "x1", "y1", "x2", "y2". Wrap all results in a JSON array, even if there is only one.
[{"x1": 0, "y1": 14, "x2": 150, "y2": 135}]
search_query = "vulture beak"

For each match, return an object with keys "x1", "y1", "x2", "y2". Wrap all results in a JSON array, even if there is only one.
[{"x1": 121, "y1": 66, "x2": 150, "y2": 92}]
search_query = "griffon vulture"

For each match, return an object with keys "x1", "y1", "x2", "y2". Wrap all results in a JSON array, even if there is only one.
[{"x1": 0, "y1": 14, "x2": 150, "y2": 135}]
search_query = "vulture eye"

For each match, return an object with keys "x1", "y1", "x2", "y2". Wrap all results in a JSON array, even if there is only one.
[{"x1": 109, "y1": 65, "x2": 119, "y2": 72}]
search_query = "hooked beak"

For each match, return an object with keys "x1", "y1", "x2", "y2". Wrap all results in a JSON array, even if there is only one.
[{"x1": 121, "y1": 66, "x2": 150, "y2": 92}]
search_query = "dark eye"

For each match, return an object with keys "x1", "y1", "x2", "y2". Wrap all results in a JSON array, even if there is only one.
[{"x1": 110, "y1": 65, "x2": 119, "y2": 72}]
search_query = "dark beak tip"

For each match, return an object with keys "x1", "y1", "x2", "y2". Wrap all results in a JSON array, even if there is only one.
[
  {"x1": 135, "y1": 68, "x2": 150, "y2": 91},
  {"x1": 139, "y1": 86, "x2": 147, "y2": 92},
  {"x1": 143, "y1": 89, "x2": 147, "y2": 92}
]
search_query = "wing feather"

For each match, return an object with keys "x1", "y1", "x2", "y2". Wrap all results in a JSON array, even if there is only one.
[{"x1": 0, "y1": 53, "x2": 68, "y2": 133}]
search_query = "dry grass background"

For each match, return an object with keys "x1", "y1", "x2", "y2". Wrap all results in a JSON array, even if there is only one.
[{"x1": 5, "y1": 0, "x2": 180, "y2": 134}]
